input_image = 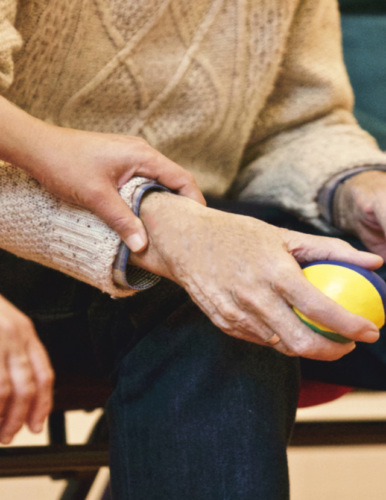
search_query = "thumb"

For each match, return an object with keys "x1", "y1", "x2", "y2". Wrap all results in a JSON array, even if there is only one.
[
  {"x1": 287, "y1": 231, "x2": 384, "y2": 270},
  {"x1": 91, "y1": 187, "x2": 148, "y2": 252},
  {"x1": 316, "y1": 237, "x2": 383, "y2": 270}
]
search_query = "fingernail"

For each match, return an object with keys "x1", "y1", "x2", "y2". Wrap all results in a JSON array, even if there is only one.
[
  {"x1": 126, "y1": 233, "x2": 146, "y2": 253},
  {"x1": 1, "y1": 435, "x2": 12, "y2": 444},
  {"x1": 31, "y1": 422, "x2": 43, "y2": 433}
]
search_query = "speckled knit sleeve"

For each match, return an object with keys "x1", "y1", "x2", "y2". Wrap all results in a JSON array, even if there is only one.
[
  {"x1": 233, "y1": 0, "x2": 386, "y2": 231},
  {"x1": 0, "y1": 162, "x2": 160, "y2": 297}
]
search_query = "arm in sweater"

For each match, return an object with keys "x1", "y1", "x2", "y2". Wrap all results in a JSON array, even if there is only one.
[
  {"x1": 233, "y1": 0, "x2": 386, "y2": 262},
  {"x1": 0, "y1": 96, "x2": 204, "y2": 248},
  {"x1": 0, "y1": 0, "x2": 205, "y2": 295},
  {"x1": 0, "y1": 96, "x2": 205, "y2": 295},
  {"x1": 232, "y1": 0, "x2": 386, "y2": 231}
]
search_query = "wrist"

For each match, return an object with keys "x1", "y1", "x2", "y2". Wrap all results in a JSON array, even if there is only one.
[
  {"x1": 0, "y1": 97, "x2": 57, "y2": 182},
  {"x1": 130, "y1": 192, "x2": 206, "y2": 280},
  {"x1": 332, "y1": 170, "x2": 385, "y2": 233},
  {"x1": 139, "y1": 190, "x2": 208, "y2": 242},
  {"x1": 318, "y1": 165, "x2": 386, "y2": 227},
  {"x1": 113, "y1": 184, "x2": 171, "y2": 289},
  {"x1": 139, "y1": 190, "x2": 176, "y2": 231}
]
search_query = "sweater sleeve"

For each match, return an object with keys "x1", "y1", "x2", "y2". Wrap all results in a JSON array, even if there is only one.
[
  {"x1": 232, "y1": 0, "x2": 386, "y2": 231},
  {"x1": 0, "y1": 0, "x2": 22, "y2": 93},
  {"x1": 0, "y1": 161, "x2": 159, "y2": 297}
]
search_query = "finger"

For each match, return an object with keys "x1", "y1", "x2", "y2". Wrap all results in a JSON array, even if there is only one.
[
  {"x1": 87, "y1": 184, "x2": 148, "y2": 252},
  {"x1": 287, "y1": 232, "x2": 384, "y2": 270},
  {"x1": 219, "y1": 299, "x2": 357, "y2": 361},
  {"x1": 0, "y1": 353, "x2": 36, "y2": 444},
  {"x1": 370, "y1": 204, "x2": 386, "y2": 247},
  {"x1": 0, "y1": 354, "x2": 12, "y2": 420},
  {"x1": 234, "y1": 293, "x2": 357, "y2": 361},
  {"x1": 202, "y1": 286, "x2": 356, "y2": 360},
  {"x1": 26, "y1": 340, "x2": 54, "y2": 434},
  {"x1": 154, "y1": 165, "x2": 206, "y2": 206},
  {"x1": 125, "y1": 153, "x2": 206, "y2": 206}
]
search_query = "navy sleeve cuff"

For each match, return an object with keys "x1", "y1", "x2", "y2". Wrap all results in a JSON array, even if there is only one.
[
  {"x1": 113, "y1": 181, "x2": 170, "y2": 290},
  {"x1": 318, "y1": 165, "x2": 386, "y2": 226}
]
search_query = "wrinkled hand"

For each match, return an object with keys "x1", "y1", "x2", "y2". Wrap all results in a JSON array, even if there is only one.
[
  {"x1": 131, "y1": 192, "x2": 382, "y2": 361},
  {"x1": 0, "y1": 295, "x2": 54, "y2": 444},
  {"x1": 333, "y1": 170, "x2": 386, "y2": 260},
  {"x1": 24, "y1": 123, "x2": 205, "y2": 252}
]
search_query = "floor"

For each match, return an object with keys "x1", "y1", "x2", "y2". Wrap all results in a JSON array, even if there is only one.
[
  {"x1": 290, "y1": 391, "x2": 386, "y2": 500},
  {"x1": 0, "y1": 409, "x2": 109, "y2": 500},
  {"x1": 1, "y1": 392, "x2": 386, "y2": 499}
]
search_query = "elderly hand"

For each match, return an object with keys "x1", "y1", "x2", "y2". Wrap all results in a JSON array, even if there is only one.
[
  {"x1": 131, "y1": 192, "x2": 382, "y2": 361},
  {"x1": 0, "y1": 97, "x2": 205, "y2": 253},
  {"x1": 333, "y1": 170, "x2": 386, "y2": 260},
  {"x1": 0, "y1": 295, "x2": 54, "y2": 444}
]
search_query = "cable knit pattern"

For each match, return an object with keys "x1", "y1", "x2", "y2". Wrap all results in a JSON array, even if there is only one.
[
  {"x1": 0, "y1": 0, "x2": 21, "y2": 92},
  {"x1": 1, "y1": 0, "x2": 386, "y2": 292}
]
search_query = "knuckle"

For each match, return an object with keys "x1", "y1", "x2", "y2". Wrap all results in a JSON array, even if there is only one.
[
  {"x1": 183, "y1": 170, "x2": 196, "y2": 184},
  {"x1": 0, "y1": 318, "x2": 17, "y2": 337},
  {"x1": 271, "y1": 264, "x2": 294, "y2": 294},
  {"x1": 210, "y1": 311, "x2": 235, "y2": 334},
  {"x1": 17, "y1": 382, "x2": 35, "y2": 400},
  {"x1": 231, "y1": 285, "x2": 254, "y2": 307},
  {"x1": 294, "y1": 294, "x2": 320, "y2": 318},
  {"x1": 272, "y1": 279, "x2": 287, "y2": 296},
  {"x1": 285, "y1": 329, "x2": 313, "y2": 357},
  {"x1": 82, "y1": 183, "x2": 106, "y2": 207},
  {"x1": 17, "y1": 316, "x2": 35, "y2": 334},
  {"x1": 112, "y1": 214, "x2": 138, "y2": 235},
  {"x1": 130, "y1": 137, "x2": 154, "y2": 155},
  {"x1": 141, "y1": 149, "x2": 159, "y2": 166},
  {"x1": 232, "y1": 286, "x2": 269, "y2": 319},
  {"x1": 294, "y1": 299, "x2": 312, "y2": 318},
  {"x1": 281, "y1": 346, "x2": 298, "y2": 357},
  {"x1": 132, "y1": 136, "x2": 148, "y2": 147},
  {"x1": 231, "y1": 284, "x2": 260, "y2": 312},
  {"x1": 216, "y1": 302, "x2": 240, "y2": 324},
  {"x1": 14, "y1": 354, "x2": 31, "y2": 371},
  {"x1": 0, "y1": 382, "x2": 12, "y2": 401},
  {"x1": 38, "y1": 369, "x2": 55, "y2": 390}
]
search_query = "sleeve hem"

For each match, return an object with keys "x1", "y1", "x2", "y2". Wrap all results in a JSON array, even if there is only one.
[
  {"x1": 112, "y1": 181, "x2": 170, "y2": 291},
  {"x1": 318, "y1": 164, "x2": 386, "y2": 225}
]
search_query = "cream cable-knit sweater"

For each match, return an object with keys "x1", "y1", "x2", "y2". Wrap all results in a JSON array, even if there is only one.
[{"x1": 1, "y1": 0, "x2": 386, "y2": 297}]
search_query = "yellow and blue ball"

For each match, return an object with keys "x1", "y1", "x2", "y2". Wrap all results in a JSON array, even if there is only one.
[{"x1": 294, "y1": 260, "x2": 386, "y2": 343}]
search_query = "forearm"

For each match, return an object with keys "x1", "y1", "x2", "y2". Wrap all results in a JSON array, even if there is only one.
[
  {"x1": 0, "y1": 96, "x2": 51, "y2": 178},
  {"x1": 0, "y1": 97, "x2": 152, "y2": 292},
  {"x1": 0, "y1": 161, "x2": 151, "y2": 296},
  {"x1": 232, "y1": 0, "x2": 386, "y2": 230}
]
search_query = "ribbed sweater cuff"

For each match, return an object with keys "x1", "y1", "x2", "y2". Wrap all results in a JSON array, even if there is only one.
[{"x1": 49, "y1": 177, "x2": 162, "y2": 297}]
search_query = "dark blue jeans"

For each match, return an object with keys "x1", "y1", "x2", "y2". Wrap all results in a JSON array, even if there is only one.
[
  {"x1": 107, "y1": 279, "x2": 299, "y2": 500},
  {"x1": 1, "y1": 200, "x2": 386, "y2": 499}
]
